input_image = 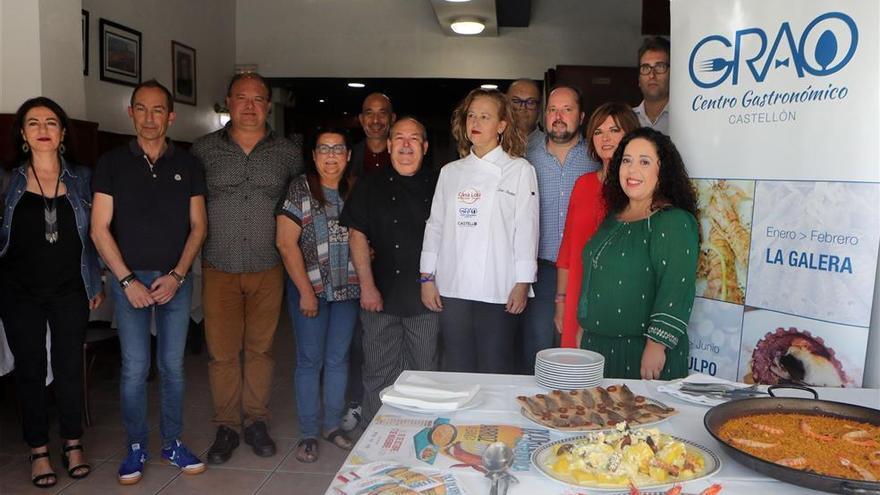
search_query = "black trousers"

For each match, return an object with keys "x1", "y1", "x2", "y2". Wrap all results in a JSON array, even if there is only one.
[
  {"x1": 439, "y1": 297, "x2": 519, "y2": 374},
  {"x1": 0, "y1": 283, "x2": 89, "y2": 447}
]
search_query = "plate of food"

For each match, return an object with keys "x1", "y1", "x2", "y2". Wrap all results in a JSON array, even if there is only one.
[
  {"x1": 531, "y1": 424, "x2": 721, "y2": 491},
  {"x1": 517, "y1": 384, "x2": 678, "y2": 432}
]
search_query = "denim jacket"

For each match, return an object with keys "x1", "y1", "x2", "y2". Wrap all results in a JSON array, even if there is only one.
[{"x1": 0, "y1": 160, "x2": 103, "y2": 299}]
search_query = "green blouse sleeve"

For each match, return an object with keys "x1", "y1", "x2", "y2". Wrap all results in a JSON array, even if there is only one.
[{"x1": 644, "y1": 208, "x2": 699, "y2": 348}]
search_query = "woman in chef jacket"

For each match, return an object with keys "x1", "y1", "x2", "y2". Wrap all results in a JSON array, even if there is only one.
[{"x1": 420, "y1": 88, "x2": 539, "y2": 374}]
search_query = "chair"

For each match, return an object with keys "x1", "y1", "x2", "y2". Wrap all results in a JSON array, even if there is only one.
[{"x1": 82, "y1": 321, "x2": 117, "y2": 427}]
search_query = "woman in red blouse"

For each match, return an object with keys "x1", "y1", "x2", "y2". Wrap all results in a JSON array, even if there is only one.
[{"x1": 554, "y1": 102, "x2": 640, "y2": 347}]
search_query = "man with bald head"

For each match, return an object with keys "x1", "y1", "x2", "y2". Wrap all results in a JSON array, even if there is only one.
[
  {"x1": 350, "y1": 93, "x2": 397, "y2": 177},
  {"x1": 506, "y1": 79, "x2": 544, "y2": 151},
  {"x1": 522, "y1": 84, "x2": 599, "y2": 373},
  {"x1": 341, "y1": 117, "x2": 439, "y2": 423}
]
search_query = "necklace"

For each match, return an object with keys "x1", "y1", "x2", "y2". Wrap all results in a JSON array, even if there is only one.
[
  {"x1": 30, "y1": 161, "x2": 62, "y2": 244},
  {"x1": 590, "y1": 221, "x2": 626, "y2": 269}
]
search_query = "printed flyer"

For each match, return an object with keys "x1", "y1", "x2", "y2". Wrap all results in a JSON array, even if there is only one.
[{"x1": 349, "y1": 415, "x2": 550, "y2": 474}]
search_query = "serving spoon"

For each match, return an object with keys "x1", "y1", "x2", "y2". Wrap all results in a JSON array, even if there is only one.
[{"x1": 482, "y1": 442, "x2": 514, "y2": 495}]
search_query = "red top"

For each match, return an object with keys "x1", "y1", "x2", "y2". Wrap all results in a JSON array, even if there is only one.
[{"x1": 556, "y1": 172, "x2": 607, "y2": 347}]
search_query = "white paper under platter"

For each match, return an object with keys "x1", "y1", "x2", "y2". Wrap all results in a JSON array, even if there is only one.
[
  {"x1": 379, "y1": 385, "x2": 483, "y2": 414},
  {"x1": 531, "y1": 434, "x2": 722, "y2": 491}
]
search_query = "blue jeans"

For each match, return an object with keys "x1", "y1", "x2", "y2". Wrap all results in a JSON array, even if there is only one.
[
  {"x1": 285, "y1": 279, "x2": 357, "y2": 439},
  {"x1": 520, "y1": 263, "x2": 558, "y2": 373},
  {"x1": 110, "y1": 270, "x2": 192, "y2": 449}
]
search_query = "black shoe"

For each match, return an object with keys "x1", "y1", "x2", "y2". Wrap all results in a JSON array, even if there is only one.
[
  {"x1": 206, "y1": 425, "x2": 239, "y2": 465},
  {"x1": 243, "y1": 421, "x2": 276, "y2": 457}
]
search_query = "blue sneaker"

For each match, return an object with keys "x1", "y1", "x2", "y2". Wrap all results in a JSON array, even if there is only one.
[
  {"x1": 118, "y1": 443, "x2": 147, "y2": 485},
  {"x1": 161, "y1": 440, "x2": 206, "y2": 475}
]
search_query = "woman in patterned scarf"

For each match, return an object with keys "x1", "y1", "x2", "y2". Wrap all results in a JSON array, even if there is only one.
[{"x1": 276, "y1": 128, "x2": 360, "y2": 463}]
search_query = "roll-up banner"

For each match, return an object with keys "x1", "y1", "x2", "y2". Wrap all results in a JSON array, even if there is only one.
[{"x1": 671, "y1": 0, "x2": 880, "y2": 386}]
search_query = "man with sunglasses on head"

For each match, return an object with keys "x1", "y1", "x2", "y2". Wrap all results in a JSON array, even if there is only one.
[
  {"x1": 634, "y1": 36, "x2": 671, "y2": 134},
  {"x1": 506, "y1": 79, "x2": 544, "y2": 152}
]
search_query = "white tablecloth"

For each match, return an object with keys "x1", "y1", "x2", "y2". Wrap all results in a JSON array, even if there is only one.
[{"x1": 328, "y1": 370, "x2": 880, "y2": 495}]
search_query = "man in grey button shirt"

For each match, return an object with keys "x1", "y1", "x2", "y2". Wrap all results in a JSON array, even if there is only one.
[{"x1": 191, "y1": 73, "x2": 303, "y2": 464}]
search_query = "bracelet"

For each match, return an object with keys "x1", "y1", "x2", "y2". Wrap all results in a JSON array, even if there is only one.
[
  {"x1": 554, "y1": 293, "x2": 566, "y2": 303},
  {"x1": 168, "y1": 270, "x2": 186, "y2": 286},
  {"x1": 119, "y1": 273, "x2": 137, "y2": 289},
  {"x1": 418, "y1": 273, "x2": 436, "y2": 284}
]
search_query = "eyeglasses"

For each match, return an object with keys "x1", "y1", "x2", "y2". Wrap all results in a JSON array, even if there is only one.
[
  {"x1": 639, "y1": 62, "x2": 669, "y2": 75},
  {"x1": 316, "y1": 144, "x2": 348, "y2": 155},
  {"x1": 510, "y1": 97, "x2": 540, "y2": 110}
]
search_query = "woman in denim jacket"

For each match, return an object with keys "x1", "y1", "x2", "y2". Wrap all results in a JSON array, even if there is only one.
[{"x1": 0, "y1": 97, "x2": 104, "y2": 488}]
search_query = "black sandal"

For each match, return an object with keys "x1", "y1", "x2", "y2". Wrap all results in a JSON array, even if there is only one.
[
  {"x1": 29, "y1": 451, "x2": 57, "y2": 488},
  {"x1": 323, "y1": 429, "x2": 353, "y2": 450},
  {"x1": 294, "y1": 438, "x2": 318, "y2": 463},
  {"x1": 61, "y1": 443, "x2": 91, "y2": 479}
]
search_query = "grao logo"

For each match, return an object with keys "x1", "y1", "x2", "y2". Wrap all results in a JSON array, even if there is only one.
[
  {"x1": 688, "y1": 12, "x2": 858, "y2": 89},
  {"x1": 457, "y1": 188, "x2": 481, "y2": 204},
  {"x1": 458, "y1": 207, "x2": 478, "y2": 217}
]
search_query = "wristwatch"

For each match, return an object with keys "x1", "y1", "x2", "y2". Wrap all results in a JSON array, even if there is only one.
[
  {"x1": 168, "y1": 270, "x2": 186, "y2": 286},
  {"x1": 119, "y1": 273, "x2": 137, "y2": 289}
]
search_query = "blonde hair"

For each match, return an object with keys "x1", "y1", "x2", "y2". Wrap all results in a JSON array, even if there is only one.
[{"x1": 450, "y1": 88, "x2": 526, "y2": 159}]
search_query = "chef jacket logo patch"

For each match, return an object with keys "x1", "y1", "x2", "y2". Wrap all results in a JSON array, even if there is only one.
[
  {"x1": 457, "y1": 188, "x2": 481, "y2": 204},
  {"x1": 458, "y1": 207, "x2": 478, "y2": 218}
]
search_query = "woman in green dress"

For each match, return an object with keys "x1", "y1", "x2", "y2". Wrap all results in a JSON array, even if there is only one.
[{"x1": 578, "y1": 127, "x2": 698, "y2": 380}]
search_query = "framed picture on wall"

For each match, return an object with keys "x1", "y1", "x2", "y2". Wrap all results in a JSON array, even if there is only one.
[
  {"x1": 171, "y1": 41, "x2": 197, "y2": 105},
  {"x1": 81, "y1": 10, "x2": 89, "y2": 75},
  {"x1": 99, "y1": 18, "x2": 141, "y2": 87}
]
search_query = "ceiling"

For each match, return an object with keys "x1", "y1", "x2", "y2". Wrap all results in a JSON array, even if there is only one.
[{"x1": 428, "y1": 0, "x2": 532, "y2": 36}]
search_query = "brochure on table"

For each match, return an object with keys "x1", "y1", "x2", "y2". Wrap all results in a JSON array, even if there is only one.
[{"x1": 671, "y1": 0, "x2": 880, "y2": 386}]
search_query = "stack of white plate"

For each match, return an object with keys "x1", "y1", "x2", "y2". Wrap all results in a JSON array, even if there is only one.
[{"x1": 535, "y1": 348, "x2": 604, "y2": 390}]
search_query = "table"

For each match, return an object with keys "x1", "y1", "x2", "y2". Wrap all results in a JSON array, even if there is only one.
[{"x1": 328, "y1": 370, "x2": 880, "y2": 495}]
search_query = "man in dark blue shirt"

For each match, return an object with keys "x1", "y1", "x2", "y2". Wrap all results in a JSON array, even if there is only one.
[{"x1": 91, "y1": 79, "x2": 208, "y2": 485}]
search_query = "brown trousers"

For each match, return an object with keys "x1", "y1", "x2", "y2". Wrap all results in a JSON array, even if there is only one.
[{"x1": 203, "y1": 263, "x2": 284, "y2": 428}]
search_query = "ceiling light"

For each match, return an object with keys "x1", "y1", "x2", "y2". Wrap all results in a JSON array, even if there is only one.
[
  {"x1": 480, "y1": 84, "x2": 498, "y2": 90},
  {"x1": 318, "y1": 99, "x2": 325, "y2": 103},
  {"x1": 450, "y1": 17, "x2": 485, "y2": 35},
  {"x1": 347, "y1": 82, "x2": 365, "y2": 88},
  {"x1": 445, "y1": 0, "x2": 471, "y2": 3}
]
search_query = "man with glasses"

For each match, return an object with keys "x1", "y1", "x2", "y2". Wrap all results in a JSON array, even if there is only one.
[
  {"x1": 634, "y1": 37, "x2": 671, "y2": 134},
  {"x1": 506, "y1": 79, "x2": 544, "y2": 151},
  {"x1": 191, "y1": 73, "x2": 303, "y2": 464}
]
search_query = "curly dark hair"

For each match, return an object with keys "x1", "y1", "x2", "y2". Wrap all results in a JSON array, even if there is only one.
[{"x1": 603, "y1": 127, "x2": 697, "y2": 217}]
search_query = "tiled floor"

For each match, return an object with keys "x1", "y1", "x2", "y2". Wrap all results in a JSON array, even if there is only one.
[{"x1": 0, "y1": 311, "x2": 351, "y2": 495}]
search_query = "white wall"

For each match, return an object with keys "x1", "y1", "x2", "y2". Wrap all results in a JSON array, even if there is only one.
[
  {"x1": 0, "y1": 1, "x2": 44, "y2": 114},
  {"x1": 235, "y1": 0, "x2": 643, "y2": 79},
  {"x1": 82, "y1": 0, "x2": 236, "y2": 141},
  {"x1": 39, "y1": 0, "x2": 86, "y2": 119}
]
